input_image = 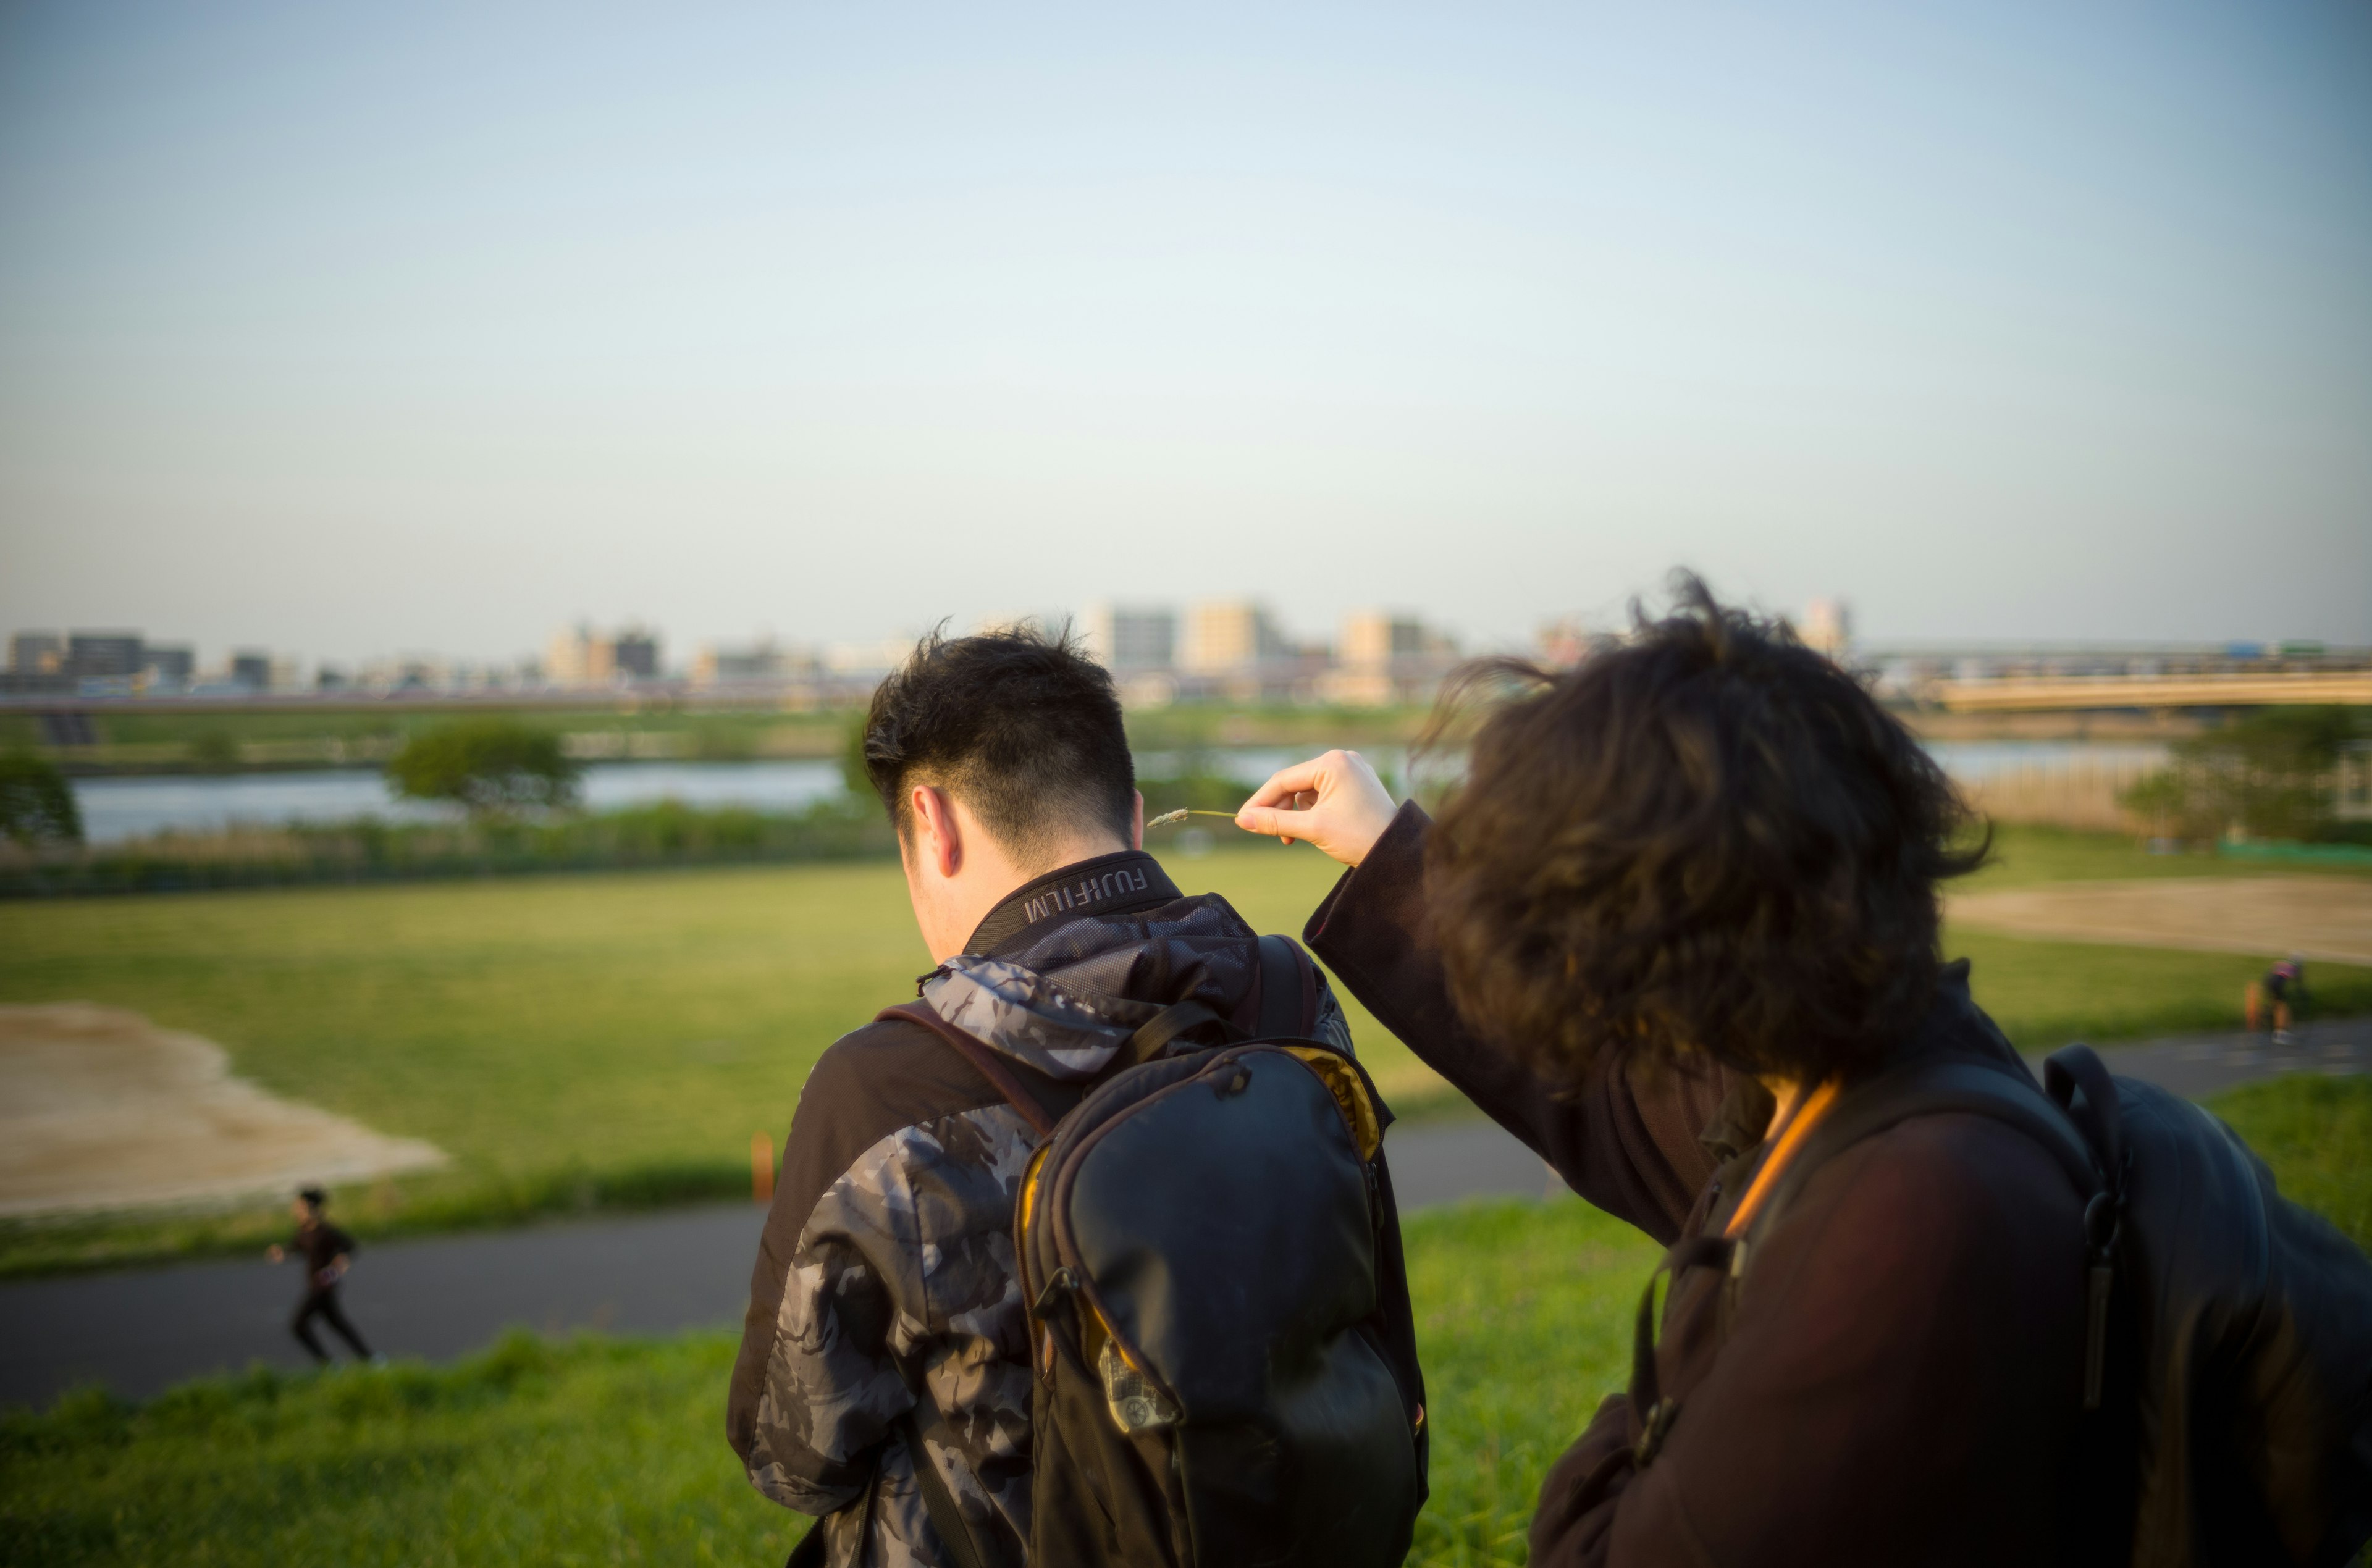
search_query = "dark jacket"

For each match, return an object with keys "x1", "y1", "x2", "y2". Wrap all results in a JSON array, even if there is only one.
[
  {"x1": 290, "y1": 1219, "x2": 355, "y2": 1288},
  {"x1": 728, "y1": 850, "x2": 1422, "y2": 1568},
  {"x1": 1307, "y1": 803, "x2": 2101, "y2": 1566}
]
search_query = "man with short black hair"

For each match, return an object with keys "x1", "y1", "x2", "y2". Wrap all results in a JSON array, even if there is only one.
[{"x1": 726, "y1": 627, "x2": 1423, "y2": 1568}]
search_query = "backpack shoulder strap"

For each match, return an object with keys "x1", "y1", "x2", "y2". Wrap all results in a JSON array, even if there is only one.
[
  {"x1": 1749, "y1": 1055, "x2": 2103, "y2": 1252},
  {"x1": 1256, "y1": 933, "x2": 1318, "y2": 1038},
  {"x1": 902, "y1": 1407, "x2": 990, "y2": 1568},
  {"x1": 875, "y1": 1002, "x2": 1059, "y2": 1139}
]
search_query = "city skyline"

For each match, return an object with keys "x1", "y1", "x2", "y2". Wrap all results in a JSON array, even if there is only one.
[
  {"x1": 10, "y1": 596, "x2": 2364, "y2": 705},
  {"x1": 4, "y1": 2, "x2": 2370, "y2": 660}
]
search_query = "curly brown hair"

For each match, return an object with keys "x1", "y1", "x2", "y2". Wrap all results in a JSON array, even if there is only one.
[{"x1": 1424, "y1": 576, "x2": 1985, "y2": 1089}]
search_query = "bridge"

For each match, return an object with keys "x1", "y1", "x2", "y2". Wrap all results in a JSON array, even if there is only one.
[{"x1": 1931, "y1": 669, "x2": 2372, "y2": 713}]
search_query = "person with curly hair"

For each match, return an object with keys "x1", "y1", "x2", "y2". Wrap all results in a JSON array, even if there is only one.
[{"x1": 1234, "y1": 577, "x2": 2118, "y2": 1565}]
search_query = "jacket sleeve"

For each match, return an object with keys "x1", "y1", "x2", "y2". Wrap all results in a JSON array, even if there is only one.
[
  {"x1": 1305, "y1": 802, "x2": 1730, "y2": 1243},
  {"x1": 726, "y1": 1117, "x2": 922, "y2": 1514}
]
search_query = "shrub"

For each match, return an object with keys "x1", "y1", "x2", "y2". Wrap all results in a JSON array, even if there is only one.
[
  {"x1": 0, "y1": 751, "x2": 82, "y2": 846},
  {"x1": 2121, "y1": 706, "x2": 2368, "y2": 845},
  {"x1": 385, "y1": 720, "x2": 579, "y2": 815}
]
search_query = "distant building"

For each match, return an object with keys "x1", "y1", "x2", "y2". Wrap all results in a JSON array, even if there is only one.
[
  {"x1": 1081, "y1": 604, "x2": 1176, "y2": 671},
  {"x1": 1182, "y1": 602, "x2": 1285, "y2": 673},
  {"x1": 67, "y1": 632, "x2": 144, "y2": 681},
  {"x1": 546, "y1": 626, "x2": 602, "y2": 686},
  {"x1": 140, "y1": 645, "x2": 195, "y2": 689},
  {"x1": 1801, "y1": 599, "x2": 1853, "y2": 660},
  {"x1": 612, "y1": 627, "x2": 659, "y2": 681},
  {"x1": 9, "y1": 632, "x2": 62, "y2": 673},
  {"x1": 1320, "y1": 611, "x2": 1458, "y2": 706},
  {"x1": 1340, "y1": 611, "x2": 1425, "y2": 666},
  {"x1": 354, "y1": 655, "x2": 447, "y2": 692},
  {"x1": 546, "y1": 623, "x2": 663, "y2": 686},
  {"x1": 825, "y1": 639, "x2": 917, "y2": 677},
  {"x1": 228, "y1": 650, "x2": 272, "y2": 690},
  {"x1": 692, "y1": 639, "x2": 814, "y2": 687}
]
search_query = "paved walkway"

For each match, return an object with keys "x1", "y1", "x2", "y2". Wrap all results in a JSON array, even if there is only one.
[{"x1": 3, "y1": 1020, "x2": 2362, "y2": 1411}]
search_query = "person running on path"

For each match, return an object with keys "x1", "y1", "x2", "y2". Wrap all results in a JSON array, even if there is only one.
[
  {"x1": 2247, "y1": 955, "x2": 2309, "y2": 1045},
  {"x1": 266, "y1": 1187, "x2": 377, "y2": 1366}
]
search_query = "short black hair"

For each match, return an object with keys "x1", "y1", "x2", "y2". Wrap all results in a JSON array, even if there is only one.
[
  {"x1": 298, "y1": 1186, "x2": 326, "y2": 1210},
  {"x1": 1425, "y1": 574, "x2": 1985, "y2": 1089},
  {"x1": 862, "y1": 625, "x2": 1135, "y2": 864}
]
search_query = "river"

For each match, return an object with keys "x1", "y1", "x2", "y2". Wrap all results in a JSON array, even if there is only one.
[{"x1": 68, "y1": 740, "x2": 2166, "y2": 845}]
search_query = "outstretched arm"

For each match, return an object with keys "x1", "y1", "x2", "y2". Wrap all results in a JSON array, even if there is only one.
[{"x1": 1237, "y1": 752, "x2": 1726, "y2": 1242}]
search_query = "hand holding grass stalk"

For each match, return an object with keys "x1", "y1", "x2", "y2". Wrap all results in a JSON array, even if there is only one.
[{"x1": 1231, "y1": 749, "x2": 1398, "y2": 865}]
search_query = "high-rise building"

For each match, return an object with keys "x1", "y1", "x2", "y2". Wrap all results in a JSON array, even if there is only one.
[
  {"x1": 229, "y1": 650, "x2": 271, "y2": 690},
  {"x1": 1339, "y1": 611, "x2": 1425, "y2": 667},
  {"x1": 9, "y1": 632, "x2": 62, "y2": 673},
  {"x1": 141, "y1": 645, "x2": 195, "y2": 688},
  {"x1": 1801, "y1": 599, "x2": 1853, "y2": 660},
  {"x1": 1081, "y1": 603, "x2": 1176, "y2": 671},
  {"x1": 546, "y1": 625, "x2": 604, "y2": 685},
  {"x1": 67, "y1": 632, "x2": 144, "y2": 681},
  {"x1": 1182, "y1": 602, "x2": 1285, "y2": 672},
  {"x1": 1323, "y1": 611, "x2": 1457, "y2": 706},
  {"x1": 612, "y1": 627, "x2": 660, "y2": 681},
  {"x1": 546, "y1": 623, "x2": 663, "y2": 685}
]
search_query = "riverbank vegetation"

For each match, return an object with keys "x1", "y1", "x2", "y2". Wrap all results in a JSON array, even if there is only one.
[
  {"x1": 2121, "y1": 706, "x2": 2372, "y2": 848},
  {"x1": 0, "y1": 795, "x2": 898, "y2": 896},
  {"x1": 0, "y1": 721, "x2": 1293, "y2": 894},
  {"x1": 1, "y1": 828, "x2": 2366, "y2": 1277},
  {"x1": 5, "y1": 1074, "x2": 2363, "y2": 1566},
  {"x1": 0, "y1": 702, "x2": 1441, "y2": 777},
  {"x1": 0, "y1": 776, "x2": 1277, "y2": 896}
]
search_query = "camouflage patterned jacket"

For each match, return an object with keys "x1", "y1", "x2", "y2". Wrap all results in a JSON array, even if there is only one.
[{"x1": 726, "y1": 850, "x2": 1360, "y2": 1568}]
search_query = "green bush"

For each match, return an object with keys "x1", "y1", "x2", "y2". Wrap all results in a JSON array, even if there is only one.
[
  {"x1": 2121, "y1": 706, "x2": 2368, "y2": 845},
  {"x1": 0, "y1": 752, "x2": 82, "y2": 847},
  {"x1": 384, "y1": 720, "x2": 579, "y2": 815}
]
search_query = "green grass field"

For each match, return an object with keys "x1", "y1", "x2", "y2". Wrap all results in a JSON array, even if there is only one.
[
  {"x1": 6, "y1": 1073, "x2": 2363, "y2": 1567},
  {"x1": 3, "y1": 826, "x2": 2368, "y2": 1274}
]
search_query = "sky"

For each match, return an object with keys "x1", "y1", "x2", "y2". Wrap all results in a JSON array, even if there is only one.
[{"x1": 2, "y1": 0, "x2": 2368, "y2": 667}]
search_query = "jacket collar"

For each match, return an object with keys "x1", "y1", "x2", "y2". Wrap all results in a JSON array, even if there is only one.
[{"x1": 964, "y1": 849, "x2": 1181, "y2": 957}]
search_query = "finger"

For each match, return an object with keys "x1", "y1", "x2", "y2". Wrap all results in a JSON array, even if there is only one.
[
  {"x1": 1239, "y1": 753, "x2": 1340, "y2": 811},
  {"x1": 1232, "y1": 803, "x2": 1304, "y2": 839}
]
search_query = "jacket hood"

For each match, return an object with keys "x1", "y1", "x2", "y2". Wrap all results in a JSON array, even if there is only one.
[{"x1": 921, "y1": 896, "x2": 1266, "y2": 1082}]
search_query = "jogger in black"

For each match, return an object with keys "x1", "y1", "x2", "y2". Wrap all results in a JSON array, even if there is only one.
[{"x1": 267, "y1": 1187, "x2": 376, "y2": 1365}]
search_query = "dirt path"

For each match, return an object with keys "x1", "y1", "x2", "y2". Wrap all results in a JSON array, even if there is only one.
[
  {"x1": 0, "y1": 1004, "x2": 445, "y2": 1219},
  {"x1": 1948, "y1": 874, "x2": 2372, "y2": 966}
]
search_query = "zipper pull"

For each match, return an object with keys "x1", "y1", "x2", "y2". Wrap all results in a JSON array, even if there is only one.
[{"x1": 1032, "y1": 1265, "x2": 1079, "y2": 1319}]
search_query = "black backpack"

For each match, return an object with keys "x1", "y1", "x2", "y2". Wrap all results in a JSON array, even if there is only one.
[
  {"x1": 880, "y1": 934, "x2": 1426, "y2": 1568},
  {"x1": 1688, "y1": 1042, "x2": 2372, "y2": 1566}
]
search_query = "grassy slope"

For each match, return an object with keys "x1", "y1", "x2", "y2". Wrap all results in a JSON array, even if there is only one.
[
  {"x1": 7, "y1": 1073, "x2": 2363, "y2": 1567},
  {"x1": 0, "y1": 1202, "x2": 1659, "y2": 1568},
  {"x1": 2, "y1": 828, "x2": 2365, "y2": 1273}
]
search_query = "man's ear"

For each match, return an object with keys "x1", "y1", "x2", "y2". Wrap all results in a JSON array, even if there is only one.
[
  {"x1": 1130, "y1": 790, "x2": 1145, "y2": 852},
  {"x1": 909, "y1": 784, "x2": 962, "y2": 879}
]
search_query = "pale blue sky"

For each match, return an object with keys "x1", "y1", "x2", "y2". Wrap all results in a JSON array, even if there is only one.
[{"x1": 2, "y1": 1, "x2": 2367, "y2": 663}]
